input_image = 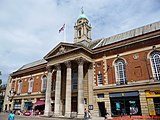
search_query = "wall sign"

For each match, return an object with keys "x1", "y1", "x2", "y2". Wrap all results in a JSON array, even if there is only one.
[{"x1": 88, "y1": 105, "x2": 93, "y2": 110}]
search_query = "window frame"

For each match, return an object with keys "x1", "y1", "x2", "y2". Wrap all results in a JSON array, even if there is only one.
[
  {"x1": 41, "y1": 75, "x2": 47, "y2": 92},
  {"x1": 97, "y1": 73, "x2": 103, "y2": 86},
  {"x1": 150, "y1": 51, "x2": 160, "y2": 81},
  {"x1": 17, "y1": 80, "x2": 22, "y2": 94},
  {"x1": 28, "y1": 78, "x2": 34, "y2": 93},
  {"x1": 115, "y1": 59, "x2": 127, "y2": 85}
]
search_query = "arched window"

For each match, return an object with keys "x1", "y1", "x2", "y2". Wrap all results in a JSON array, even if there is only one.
[
  {"x1": 150, "y1": 51, "x2": 160, "y2": 80},
  {"x1": 115, "y1": 59, "x2": 127, "y2": 85},
  {"x1": 17, "y1": 80, "x2": 22, "y2": 94},
  {"x1": 28, "y1": 78, "x2": 34, "y2": 93},
  {"x1": 42, "y1": 75, "x2": 47, "y2": 92}
]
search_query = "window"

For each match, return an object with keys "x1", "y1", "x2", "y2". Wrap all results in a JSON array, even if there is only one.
[
  {"x1": 78, "y1": 30, "x2": 81, "y2": 37},
  {"x1": 72, "y1": 69, "x2": 78, "y2": 90},
  {"x1": 97, "y1": 93, "x2": 104, "y2": 98},
  {"x1": 150, "y1": 51, "x2": 160, "y2": 80},
  {"x1": 115, "y1": 59, "x2": 127, "y2": 85},
  {"x1": 17, "y1": 80, "x2": 22, "y2": 94},
  {"x1": 28, "y1": 78, "x2": 34, "y2": 93},
  {"x1": 97, "y1": 63, "x2": 101, "y2": 68},
  {"x1": 42, "y1": 75, "x2": 47, "y2": 92},
  {"x1": 97, "y1": 74, "x2": 103, "y2": 86}
]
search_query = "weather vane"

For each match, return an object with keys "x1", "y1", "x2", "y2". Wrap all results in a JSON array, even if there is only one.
[{"x1": 81, "y1": 6, "x2": 84, "y2": 14}]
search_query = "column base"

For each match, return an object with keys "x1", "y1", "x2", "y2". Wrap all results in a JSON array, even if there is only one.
[
  {"x1": 53, "y1": 112, "x2": 61, "y2": 117},
  {"x1": 77, "y1": 113, "x2": 84, "y2": 118},
  {"x1": 44, "y1": 111, "x2": 53, "y2": 117},
  {"x1": 65, "y1": 112, "x2": 71, "y2": 117}
]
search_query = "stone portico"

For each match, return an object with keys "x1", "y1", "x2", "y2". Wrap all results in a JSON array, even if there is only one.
[{"x1": 43, "y1": 42, "x2": 94, "y2": 118}]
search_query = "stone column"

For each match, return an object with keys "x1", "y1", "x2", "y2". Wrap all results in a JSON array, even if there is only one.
[
  {"x1": 77, "y1": 58, "x2": 85, "y2": 118},
  {"x1": 65, "y1": 61, "x2": 72, "y2": 117},
  {"x1": 105, "y1": 93, "x2": 111, "y2": 119},
  {"x1": 21, "y1": 99, "x2": 24, "y2": 110},
  {"x1": 44, "y1": 66, "x2": 53, "y2": 116},
  {"x1": 139, "y1": 90, "x2": 149, "y2": 115},
  {"x1": 88, "y1": 63, "x2": 93, "y2": 114},
  {"x1": 54, "y1": 64, "x2": 62, "y2": 116}
]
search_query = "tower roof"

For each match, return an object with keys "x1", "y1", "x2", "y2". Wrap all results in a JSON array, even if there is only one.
[{"x1": 77, "y1": 7, "x2": 88, "y2": 20}]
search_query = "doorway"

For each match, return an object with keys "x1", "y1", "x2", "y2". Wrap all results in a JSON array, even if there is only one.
[{"x1": 98, "y1": 102, "x2": 106, "y2": 117}]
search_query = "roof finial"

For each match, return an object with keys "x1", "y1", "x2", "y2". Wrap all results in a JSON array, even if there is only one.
[{"x1": 81, "y1": 6, "x2": 84, "y2": 14}]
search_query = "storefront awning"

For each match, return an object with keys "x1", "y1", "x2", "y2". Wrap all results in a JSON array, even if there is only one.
[{"x1": 33, "y1": 101, "x2": 45, "y2": 106}]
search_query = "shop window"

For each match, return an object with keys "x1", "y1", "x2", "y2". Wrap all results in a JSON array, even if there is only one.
[
  {"x1": 150, "y1": 51, "x2": 160, "y2": 81},
  {"x1": 110, "y1": 92, "x2": 141, "y2": 117},
  {"x1": 115, "y1": 59, "x2": 127, "y2": 85},
  {"x1": 42, "y1": 75, "x2": 47, "y2": 92},
  {"x1": 97, "y1": 74, "x2": 103, "y2": 86},
  {"x1": 28, "y1": 78, "x2": 34, "y2": 93}
]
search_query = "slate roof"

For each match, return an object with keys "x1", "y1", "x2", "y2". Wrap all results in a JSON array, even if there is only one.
[
  {"x1": 14, "y1": 21, "x2": 160, "y2": 72},
  {"x1": 90, "y1": 21, "x2": 160, "y2": 49},
  {"x1": 17, "y1": 59, "x2": 47, "y2": 71}
]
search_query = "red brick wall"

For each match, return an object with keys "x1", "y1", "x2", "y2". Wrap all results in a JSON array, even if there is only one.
[
  {"x1": 14, "y1": 72, "x2": 48, "y2": 94},
  {"x1": 105, "y1": 50, "x2": 151, "y2": 85},
  {"x1": 94, "y1": 61, "x2": 105, "y2": 85}
]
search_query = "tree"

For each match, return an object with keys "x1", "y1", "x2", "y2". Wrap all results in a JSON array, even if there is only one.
[{"x1": 0, "y1": 71, "x2": 2, "y2": 93}]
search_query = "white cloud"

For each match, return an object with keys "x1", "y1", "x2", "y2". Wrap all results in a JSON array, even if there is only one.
[{"x1": 0, "y1": 0, "x2": 160, "y2": 83}]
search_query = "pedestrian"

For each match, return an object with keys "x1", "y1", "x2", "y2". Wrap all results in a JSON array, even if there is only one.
[
  {"x1": 88, "y1": 110, "x2": 91, "y2": 119},
  {"x1": 104, "y1": 108, "x2": 109, "y2": 120},
  {"x1": 8, "y1": 111, "x2": 15, "y2": 120},
  {"x1": 84, "y1": 108, "x2": 87, "y2": 118}
]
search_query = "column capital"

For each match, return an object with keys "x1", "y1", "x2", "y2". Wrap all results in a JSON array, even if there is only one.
[
  {"x1": 55, "y1": 64, "x2": 61, "y2": 70},
  {"x1": 88, "y1": 63, "x2": 93, "y2": 69},
  {"x1": 76, "y1": 57, "x2": 85, "y2": 65},
  {"x1": 46, "y1": 66, "x2": 52, "y2": 73},
  {"x1": 64, "y1": 61, "x2": 71, "y2": 68}
]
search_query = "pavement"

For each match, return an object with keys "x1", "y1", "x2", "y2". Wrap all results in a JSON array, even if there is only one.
[{"x1": 0, "y1": 113, "x2": 91, "y2": 120}]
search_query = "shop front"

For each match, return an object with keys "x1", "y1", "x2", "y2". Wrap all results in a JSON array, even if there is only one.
[
  {"x1": 109, "y1": 91, "x2": 141, "y2": 117},
  {"x1": 146, "y1": 89, "x2": 160, "y2": 116},
  {"x1": 13, "y1": 99, "x2": 22, "y2": 110},
  {"x1": 33, "y1": 98, "x2": 45, "y2": 115}
]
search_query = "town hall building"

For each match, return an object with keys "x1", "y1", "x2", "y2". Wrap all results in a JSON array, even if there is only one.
[{"x1": 3, "y1": 10, "x2": 160, "y2": 119}]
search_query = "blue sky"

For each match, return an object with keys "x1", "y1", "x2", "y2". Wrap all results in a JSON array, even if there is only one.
[{"x1": 0, "y1": 0, "x2": 160, "y2": 84}]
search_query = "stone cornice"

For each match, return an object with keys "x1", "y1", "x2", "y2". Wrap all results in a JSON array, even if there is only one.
[{"x1": 93, "y1": 80, "x2": 160, "y2": 91}]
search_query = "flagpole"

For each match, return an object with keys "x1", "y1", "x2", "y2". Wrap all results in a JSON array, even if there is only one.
[{"x1": 64, "y1": 24, "x2": 66, "y2": 42}]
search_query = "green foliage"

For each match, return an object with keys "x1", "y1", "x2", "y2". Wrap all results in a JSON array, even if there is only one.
[
  {"x1": 0, "y1": 79, "x2": 2, "y2": 85},
  {"x1": 0, "y1": 71, "x2": 2, "y2": 92}
]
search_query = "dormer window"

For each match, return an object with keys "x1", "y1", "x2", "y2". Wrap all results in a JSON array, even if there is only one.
[{"x1": 79, "y1": 21, "x2": 82, "y2": 23}]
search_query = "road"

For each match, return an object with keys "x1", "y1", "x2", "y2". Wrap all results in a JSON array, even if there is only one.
[{"x1": 0, "y1": 113, "x2": 86, "y2": 120}]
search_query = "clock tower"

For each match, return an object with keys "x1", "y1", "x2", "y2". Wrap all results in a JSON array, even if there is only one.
[{"x1": 74, "y1": 9, "x2": 92, "y2": 44}]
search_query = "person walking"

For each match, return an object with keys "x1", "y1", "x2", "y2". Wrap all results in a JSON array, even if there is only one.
[
  {"x1": 8, "y1": 111, "x2": 15, "y2": 120},
  {"x1": 84, "y1": 108, "x2": 87, "y2": 119}
]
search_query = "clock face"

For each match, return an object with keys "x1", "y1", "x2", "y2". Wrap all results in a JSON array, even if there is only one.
[{"x1": 133, "y1": 54, "x2": 139, "y2": 59}]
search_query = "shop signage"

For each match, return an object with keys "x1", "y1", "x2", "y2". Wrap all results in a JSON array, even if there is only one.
[
  {"x1": 88, "y1": 105, "x2": 93, "y2": 110},
  {"x1": 146, "y1": 89, "x2": 160, "y2": 97},
  {"x1": 147, "y1": 98, "x2": 156, "y2": 115}
]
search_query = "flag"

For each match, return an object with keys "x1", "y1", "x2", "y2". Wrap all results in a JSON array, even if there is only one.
[{"x1": 59, "y1": 24, "x2": 65, "y2": 33}]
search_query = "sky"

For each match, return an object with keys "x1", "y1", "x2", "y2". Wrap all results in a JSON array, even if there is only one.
[{"x1": 0, "y1": 0, "x2": 160, "y2": 84}]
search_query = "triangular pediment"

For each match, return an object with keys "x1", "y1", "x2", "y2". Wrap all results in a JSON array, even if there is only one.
[{"x1": 44, "y1": 42, "x2": 82, "y2": 60}]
